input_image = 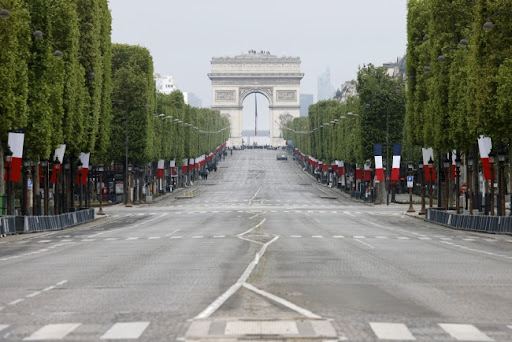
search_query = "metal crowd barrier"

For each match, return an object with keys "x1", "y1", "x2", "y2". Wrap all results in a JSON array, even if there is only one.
[
  {"x1": 0, "y1": 209, "x2": 95, "y2": 236},
  {"x1": 426, "y1": 208, "x2": 512, "y2": 235},
  {"x1": 0, "y1": 217, "x2": 16, "y2": 236}
]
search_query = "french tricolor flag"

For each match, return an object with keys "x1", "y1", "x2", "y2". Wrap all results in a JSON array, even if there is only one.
[
  {"x1": 170, "y1": 160, "x2": 176, "y2": 175},
  {"x1": 373, "y1": 144, "x2": 384, "y2": 181},
  {"x1": 422, "y1": 147, "x2": 436, "y2": 182},
  {"x1": 478, "y1": 135, "x2": 493, "y2": 180},
  {"x1": 451, "y1": 150, "x2": 457, "y2": 180},
  {"x1": 182, "y1": 159, "x2": 188, "y2": 173},
  {"x1": 5, "y1": 132, "x2": 24, "y2": 182},
  {"x1": 356, "y1": 167, "x2": 363, "y2": 180},
  {"x1": 51, "y1": 144, "x2": 66, "y2": 183},
  {"x1": 337, "y1": 160, "x2": 344, "y2": 176},
  {"x1": 390, "y1": 144, "x2": 402, "y2": 181},
  {"x1": 77, "y1": 152, "x2": 90, "y2": 185},
  {"x1": 157, "y1": 160, "x2": 164, "y2": 179},
  {"x1": 364, "y1": 164, "x2": 372, "y2": 182}
]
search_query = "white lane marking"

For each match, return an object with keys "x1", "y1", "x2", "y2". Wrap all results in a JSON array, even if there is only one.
[
  {"x1": 100, "y1": 322, "x2": 150, "y2": 340},
  {"x1": 440, "y1": 237, "x2": 453, "y2": 240},
  {"x1": 8, "y1": 298, "x2": 24, "y2": 305},
  {"x1": 126, "y1": 237, "x2": 139, "y2": 240},
  {"x1": 104, "y1": 238, "x2": 118, "y2": 241},
  {"x1": 313, "y1": 218, "x2": 321, "y2": 223},
  {"x1": 43, "y1": 286, "x2": 55, "y2": 292},
  {"x1": 192, "y1": 236, "x2": 204, "y2": 239},
  {"x1": 195, "y1": 236, "x2": 279, "y2": 319},
  {"x1": 37, "y1": 240, "x2": 52, "y2": 243},
  {"x1": 312, "y1": 235, "x2": 323, "y2": 238},
  {"x1": 238, "y1": 218, "x2": 266, "y2": 237},
  {"x1": 419, "y1": 237, "x2": 432, "y2": 240},
  {"x1": 290, "y1": 235, "x2": 302, "y2": 238},
  {"x1": 369, "y1": 322, "x2": 416, "y2": 340},
  {"x1": 170, "y1": 236, "x2": 183, "y2": 239},
  {"x1": 354, "y1": 239, "x2": 375, "y2": 249},
  {"x1": 508, "y1": 325, "x2": 512, "y2": 330},
  {"x1": 148, "y1": 237, "x2": 161, "y2": 240},
  {"x1": 213, "y1": 235, "x2": 225, "y2": 238},
  {"x1": 0, "y1": 325, "x2": 8, "y2": 333},
  {"x1": 353, "y1": 236, "x2": 366, "y2": 239},
  {"x1": 333, "y1": 235, "x2": 345, "y2": 238},
  {"x1": 165, "y1": 230, "x2": 180, "y2": 237},
  {"x1": 242, "y1": 283, "x2": 321, "y2": 319},
  {"x1": 81, "y1": 239, "x2": 95, "y2": 242},
  {"x1": 375, "y1": 236, "x2": 388, "y2": 239},
  {"x1": 463, "y1": 238, "x2": 476, "y2": 241},
  {"x1": 440, "y1": 241, "x2": 512, "y2": 260},
  {"x1": 397, "y1": 237, "x2": 410, "y2": 240},
  {"x1": 343, "y1": 211, "x2": 356, "y2": 217},
  {"x1": 24, "y1": 323, "x2": 81, "y2": 341},
  {"x1": 56, "y1": 280, "x2": 67, "y2": 286},
  {"x1": 26, "y1": 291, "x2": 41, "y2": 298},
  {"x1": 439, "y1": 323, "x2": 494, "y2": 341},
  {"x1": 248, "y1": 187, "x2": 262, "y2": 205}
]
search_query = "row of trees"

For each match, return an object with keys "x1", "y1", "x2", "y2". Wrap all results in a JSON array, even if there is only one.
[
  {"x1": 286, "y1": 1, "x2": 511, "y2": 175},
  {"x1": 284, "y1": 65, "x2": 406, "y2": 168},
  {"x1": 0, "y1": 2, "x2": 229, "y2": 192},
  {"x1": 406, "y1": 0, "x2": 511, "y2": 154}
]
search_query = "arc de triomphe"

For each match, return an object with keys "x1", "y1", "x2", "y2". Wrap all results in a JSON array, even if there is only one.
[{"x1": 208, "y1": 52, "x2": 304, "y2": 146}]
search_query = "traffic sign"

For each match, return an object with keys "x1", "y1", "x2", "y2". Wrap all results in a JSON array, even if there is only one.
[{"x1": 407, "y1": 175, "x2": 413, "y2": 188}]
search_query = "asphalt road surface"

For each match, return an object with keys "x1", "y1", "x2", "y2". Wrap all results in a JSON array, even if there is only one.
[{"x1": 0, "y1": 149, "x2": 511, "y2": 341}]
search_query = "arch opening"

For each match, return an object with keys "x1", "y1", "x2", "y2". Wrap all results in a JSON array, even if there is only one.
[{"x1": 241, "y1": 92, "x2": 270, "y2": 146}]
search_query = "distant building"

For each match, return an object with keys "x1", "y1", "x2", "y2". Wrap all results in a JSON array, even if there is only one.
[
  {"x1": 300, "y1": 94, "x2": 314, "y2": 116},
  {"x1": 186, "y1": 92, "x2": 203, "y2": 108},
  {"x1": 379, "y1": 55, "x2": 407, "y2": 81},
  {"x1": 335, "y1": 80, "x2": 358, "y2": 104},
  {"x1": 154, "y1": 74, "x2": 177, "y2": 95},
  {"x1": 317, "y1": 68, "x2": 336, "y2": 101}
]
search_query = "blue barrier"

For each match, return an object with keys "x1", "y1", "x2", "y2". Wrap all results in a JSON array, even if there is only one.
[
  {"x1": 0, "y1": 209, "x2": 94, "y2": 236},
  {"x1": 426, "y1": 208, "x2": 512, "y2": 235}
]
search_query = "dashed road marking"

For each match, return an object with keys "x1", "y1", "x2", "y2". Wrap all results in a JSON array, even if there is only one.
[
  {"x1": 100, "y1": 321, "x2": 150, "y2": 340},
  {"x1": 370, "y1": 322, "x2": 415, "y2": 340},
  {"x1": 439, "y1": 323, "x2": 494, "y2": 341},
  {"x1": 24, "y1": 323, "x2": 81, "y2": 341}
]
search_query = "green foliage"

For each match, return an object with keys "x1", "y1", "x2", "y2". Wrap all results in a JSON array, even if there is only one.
[{"x1": 0, "y1": 0, "x2": 30, "y2": 146}]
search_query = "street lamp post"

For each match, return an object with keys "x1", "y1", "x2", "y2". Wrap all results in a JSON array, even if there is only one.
[
  {"x1": 407, "y1": 161, "x2": 415, "y2": 213},
  {"x1": 63, "y1": 161, "x2": 70, "y2": 213},
  {"x1": 455, "y1": 153, "x2": 461, "y2": 215},
  {"x1": 4, "y1": 146, "x2": 13, "y2": 216},
  {"x1": 443, "y1": 154, "x2": 450, "y2": 211},
  {"x1": 31, "y1": 161, "x2": 37, "y2": 215},
  {"x1": 497, "y1": 145, "x2": 506, "y2": 216},
  {"x1": 77, "y1": 160, "x2": 83, "y2": 209},
  {"x1": 126, "y1": 164, "x2": 133, "y2": 207},
  {"x1": 428, "y1": 157, "x2": 434, "y2": 208},
  {"x1": 23, "y1": 157, "x2": 30, "y2": 216},
  {"x1": 489, "y1": 150, "x2": 495, "y2": 216},
  {"x1": 468, "y1": 156, "x2": 473, "y2": 216},
  {"x1": 98, "y1": 164, "x2": 105, "y2": 215},
  {"x1": 41, "y1": 160, "x2": 49, "y2": 216},
  {"x1": 53, "y1": 157, "x2": 61, "y2": 215},
  {"x1": 418, "y1": 159, "x2": 425, "y2": 215}
]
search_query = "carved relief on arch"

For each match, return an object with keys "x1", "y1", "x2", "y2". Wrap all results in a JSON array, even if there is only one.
[{"x1": 239, "y1": 87, "x2": 273, "y2": 106}]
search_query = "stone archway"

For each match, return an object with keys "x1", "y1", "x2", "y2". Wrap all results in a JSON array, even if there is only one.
[{"x1": 208, "y1": 52, "x2": 304, "y2": 146}]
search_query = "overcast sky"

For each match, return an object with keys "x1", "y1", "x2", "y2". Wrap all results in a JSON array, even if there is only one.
[{"x1": 109, "y1": 0, "x2": 407, "y2": 129}]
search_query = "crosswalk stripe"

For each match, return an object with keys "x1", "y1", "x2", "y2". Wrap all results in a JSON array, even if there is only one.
[
  {"x1": 24, "y1": 323, "x2": 81, "y2": 340},
  {"x1": 370, "y1": 322, "x2": 415, "y2": 340},
  {"x1": 100, "y1": 322, "x2": 150, "y2": 340},
  {"x1": 439, "y1": 324, "x2": 494, "y2": 341}
]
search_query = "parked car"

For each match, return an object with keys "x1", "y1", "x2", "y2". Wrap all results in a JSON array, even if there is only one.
[{"x1": 276, "y1": 154, "x2": 288, "y2": 160}]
